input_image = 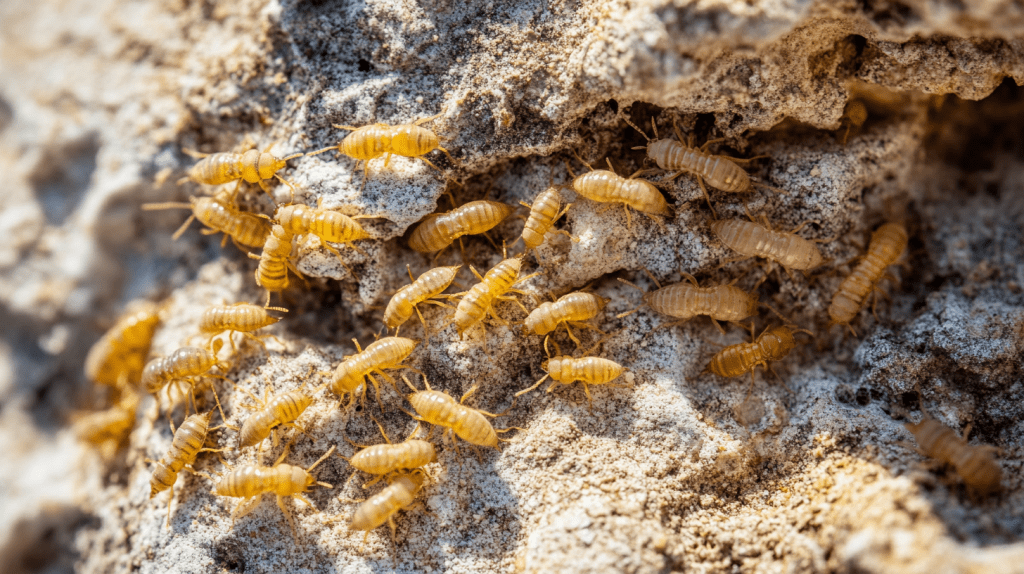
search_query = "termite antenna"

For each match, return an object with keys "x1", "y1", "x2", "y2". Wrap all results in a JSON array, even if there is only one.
[{"x1": 620, "y1": 115, "x2": 652, "y2": 143}]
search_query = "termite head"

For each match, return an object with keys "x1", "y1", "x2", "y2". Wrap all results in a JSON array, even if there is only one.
[
  {"x1": 392, "y1": 469, "x2": 427, "y2": 494},
  {"x1": 261, "y1": 151, "x2": 290, "y2": 179},
  {"x1": 646, "y1": 138, "x2": 676, "y2": 159}
]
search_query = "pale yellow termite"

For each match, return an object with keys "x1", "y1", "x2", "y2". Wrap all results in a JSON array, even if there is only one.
[
  {"x1": 450, "y1": 255, "x2": 537, "y2": 339},
  {"x1": 623, "y1": 116, "x2": 778, "y2": 218},
  {"x1": 515, "y1": 338, "x2": 630, "y2": 410},
  {"x1": 249, "y1": 224, "x2": 303, "y2": 306},
  {"x1": 148, "y1": 410, "x2": 227, "y2": 526},
  {"x1": 275, "y1": 199, "x2": 373, "y2": 266},
  {"x1": 703, "y1": 324, "x2": 811, "y2": 390},
  {"x1": 828, "y1": 222, "x2": 907, "y2": 335},
  {"x1": 212, "y1": 444, "x2": 336, "y2": 540},
  {"x1": 345, "y1": 418, "x2": 437, "y2": 488},
  {"x1": 408, "y1": 200, "x2": 514, "y2": 254},
  {"x1": 348, "y1": 469, "x2": 427, "y2": 543},
  {"x1": 404, "y1": 375, "x2": 515, "y2": 452},
  {"x1": 237, "y1": 369, "x2": 326, "y2": 449},
  {"x1": 73, "y1": 384, "x2": 140, "y2": 461},
  {"x1": 903, "y1": 389, "x2": 1002, "y2": 496},
  {"x1": 515, "y1": 185, "x2": 578, "y2": 251},
  {"x1": 617, "y1": 271, "x2": 758, "y2": 334},
  {"x1": 306, "y1": 112, "x2": 456, "y2": 189},
  {"x1": 142, "y1": 339, "x2": 228, "y2": 420},
  {"x1": 179, "y1": 144, "x2": 303, "y2": 201},
  {"x1": 523, "y1": 291, "x2": 609, "y2": 346},
  {"x1": 383, "y1": 265, "x2": 461, "y2": 335},
  {"x1": 330, "y1": 337, "x2": 421, "y2": 409},
  {"x1": 198, "y1": 302, "x2": 287, "y2": 352},
  {"x1": 142, "y1": 193, "x2": 273, "y2": 249},
  {"x1": 84, "y1": 300, "x2": 162, "y2": 388},
  {"x1": 570, "y1": 154, "x2": 671, "y2": 228},
  {"x1": 711, "y1": 217, "x2": 829, "y2": 277}
]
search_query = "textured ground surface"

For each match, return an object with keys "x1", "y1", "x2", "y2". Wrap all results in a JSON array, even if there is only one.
[{"x1": 2, "y1": 0, "x2": 1024, "y2": 573}]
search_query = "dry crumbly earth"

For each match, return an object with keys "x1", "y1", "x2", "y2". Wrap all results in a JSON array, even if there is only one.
[{"x1": 1, "y1": 0, "x2": 1024, "y2": 573}]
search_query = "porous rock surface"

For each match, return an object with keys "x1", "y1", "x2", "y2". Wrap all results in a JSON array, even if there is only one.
[{"x1": 1, "y1": 0, "x2": 1024, "y2": 573}]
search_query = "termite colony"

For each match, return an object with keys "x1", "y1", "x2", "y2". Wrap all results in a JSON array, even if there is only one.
[{"x1": 75, "y1": 102, "x2": 1003, "y2": 555}]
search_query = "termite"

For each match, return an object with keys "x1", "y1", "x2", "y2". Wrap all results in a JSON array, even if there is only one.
[
  {"x1": 404, "y1": 375, "x2": 515, "y2": 452},
  {"x1": 348, "y1": 469, "x2": 427, "y2": 543},
  {"x1": 703, "y1": 324, "x2": 811, "y2": 391},
  {"x1": 84, "y1": 300, "x2": 162, "y2": 387},
  {"x1": 617, "y1": 270, "x2": 758, "y2": 334},
  {"x1": 569, "y1": 155, "x2": 671, "y2": 229},
  {"x1": 250, "y1": 224, "x2": 302, "y2": 306},
  {"x1": 237, "y1": 368, "x2": 325, "y2": 449},
  {"x1": 407, "y1": 200, "x2": 514, "y2": 254},
  {"x1": 142, "y1": 193, "x2": 272, "y2": 250},
  {"x1": 306, "y1": 112, "x2": 456, "y2": 190},
  {"x1": 179, "y1": 144, "x2": 302, "y2": 202},
  {"x1": 275, "y1": 199, "x2": 373, "y2": 263},
  {"x1": 515, "y1": 338, "x2": 630, "y2": 410},
  {"x1": 711, "y1": 217, "x2": 829, "y2": 278},
  {"x1": 383, "y1": 265, "x2": 461, "y2": 335},
  {"x1": 148, "y1": 410, "x2": 227, "y2": 526},
  {"x1": 828, "y1": 222, "x2": 907, "y2": 335},
  {"x1": 73, "y1": 384, "x2": 140, "y2": 461},
  {"x1": 903, "y1": 389, "x2": 1002, "y2": 496},
  {"x1": 450, "y1": 255, "x2": 537, "y2": 339},
  {"x1": 330, "y1": 337, "x2": 421, "y2": 410},
  {"x1": 523, "y1": 291, "x2": 608, "y2": 346},
  {"x1": 623, "y1": 116, "x2": 777, "y2": 218},
  {"x1": 514, "y1": 185, "x2": 578, "y2": 251},
  {"x1": 346, "y1": 417, "x2": 437, "y2": 487},
  {"x1": 142, "y1": 339, "x2": 228, "y2": 420},
  {"x1": 212, "y1": 444, "x2": 336, "y2": 540},
  {"x1": 198, "y1": 303, "x2": 287, "y2": 352}
]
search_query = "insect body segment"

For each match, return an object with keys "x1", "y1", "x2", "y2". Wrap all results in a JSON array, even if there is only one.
[
  {"x1": 330, "y1": 337, "x2": 420, "y2": 409},
  {"x1": 181, "y1": 146, "x2": 303, "y2": 201},
  {"x1": 828, "y1": 222, "x2": 907, "y2": 335},
  {"x1": 252, "y1": 224, "x2": 300, "y2": 306},
  {"x1": 348, "y1": 419, "x2": 436, "y2": 486},
  {"x1": 405, "y1": 377, "x2": 509, "y2": 450},
  {"x1": 452, "y1": 257, "x2": 536, "y2": 338},
  {"x1": 904, "y1": 416, "x2": 1002, "y2": 496},
  {"x1": 307, "y1": 113, "x2": 455, "y2": 189},
  {"x1": 523, "y1": 291, "x2": 608, "y2": 345},
  {"x1": 213, "y1": 445, "x2": 336, "y2": 540},
  {"x1": 238, "y1": 376, "x2": 322, "y2": 449},
  {"x1": 85, "y1": 301, "x2": 162, "y2": 387},
  {"x1": 623, "y1": 116, "x2": 775, "y2": 217},
  {"x1": 276, "y1": 202, "x2": 371, "y2": 252},
  {"x1": 384, "y1": 265, "x2": 461, "y2": 332},
  {"x1": 712, "y1": 219, "x2": 825, "y2": 271},
  {"x1": 518, "y1": 186, "x2": 577, "y2": 250},
  {"x1": 199, "y1": 303, "x2": 286, "y2": 351},
  {"x1": 572, "y1": 169, "x2": 671, "y2": 227},
  {"x1": 517, "y1": 355, "x2": 627, "y2": 410},
  {"x1": 74, "y1": 385, "x2": 140, "y2": 461},
  {"x1": 704, "y1": 325, "x2": 808, "y2": 389},
  {"x1": 149, "y1": 411, "x2": 225, "y2": 526},
  {"x1": 618, "y1": 272, "x2": 758, "y2": 334},
  {"x1": 142, "y1": 341, "x2": 227, "y2": 419},
  {"x1": 349, "y1": 470, "x2": 426, "y2": 542},
  {"x1": 408, "y1": 200, "x2": 514, "y2": 253},
  {"x1": 142, "y1": 194, "x2": 272, "y2": 249}
]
